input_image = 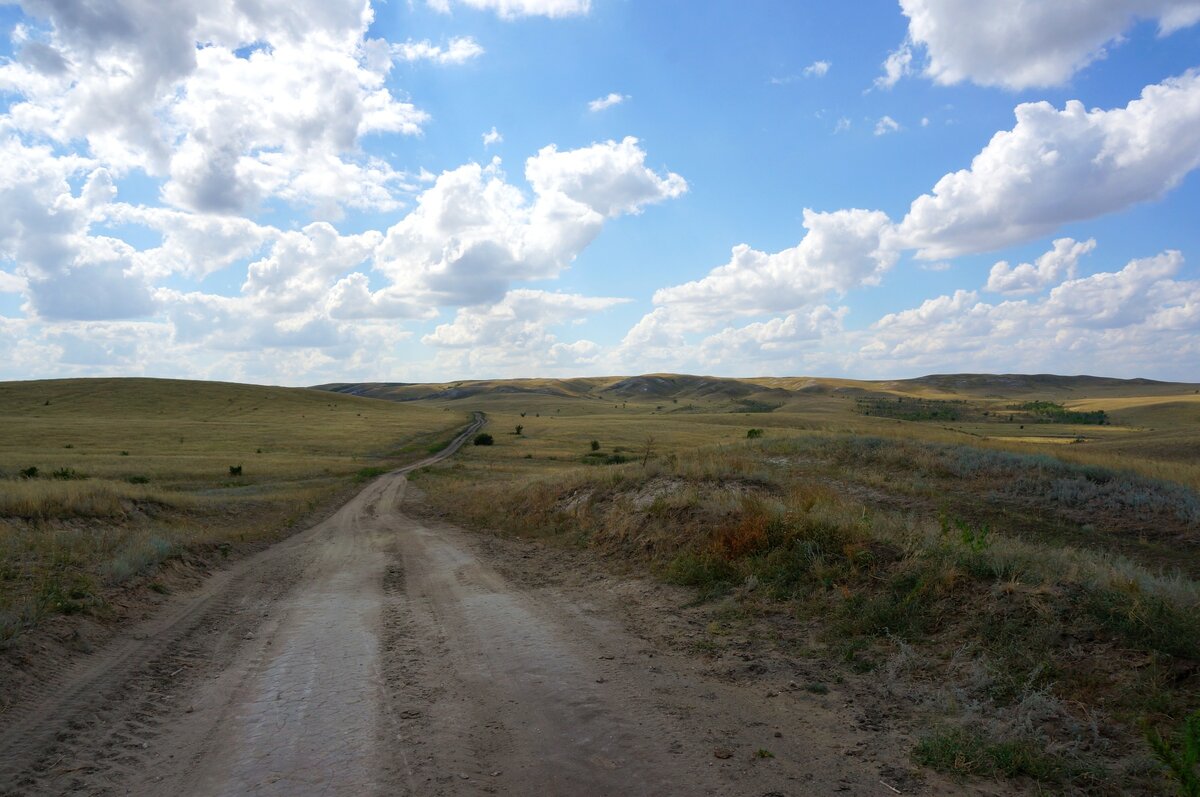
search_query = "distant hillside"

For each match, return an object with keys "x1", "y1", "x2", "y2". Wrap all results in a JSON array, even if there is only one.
[{"x1": 315, "y1": 372, "x2": 1200, "y2": 404}]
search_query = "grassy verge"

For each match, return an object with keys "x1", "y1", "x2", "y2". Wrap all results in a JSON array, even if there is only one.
[{"x1": 414, "y1": 433, "x2": 1200, "y2": 794}]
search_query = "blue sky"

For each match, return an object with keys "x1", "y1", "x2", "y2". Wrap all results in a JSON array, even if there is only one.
[{"x1": 1, "y1": 0, "x2": 1199, "y2": 384}]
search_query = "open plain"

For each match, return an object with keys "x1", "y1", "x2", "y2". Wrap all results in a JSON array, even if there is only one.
[{"x1": 1, "y1": 373, "x2": 1199, "y2": 795}]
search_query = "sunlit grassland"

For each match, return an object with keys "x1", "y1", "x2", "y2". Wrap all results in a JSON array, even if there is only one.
[
  {"x1": 407, "y1": 383, "x2": 1200, "y2": 794},
  {"x1": 0, "y1": 378, "x2": 468, "y2": 638}
]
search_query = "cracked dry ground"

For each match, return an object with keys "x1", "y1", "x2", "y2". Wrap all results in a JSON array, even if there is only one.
[{"x1": 0, "y1": 456, "x2": 981, "y2": 795}]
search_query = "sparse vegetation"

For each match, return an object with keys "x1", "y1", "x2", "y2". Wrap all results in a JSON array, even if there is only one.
[
  {"x1": 6, "y1": 371, "x2": 1200, "y2": 792},
  {"x1": 355, "y1": 466, "x2": 390, "y2": 482},
  {"x1": 473, "y1": 433, "x2": 494, "y2": 446},
  {"x1": 855, "y1": 396, "x2": 966, "y2": 421},
  {"x1": 0, "y1": 377, "x2": 468, "y2": 641},
  {"x1": 1146, "y1": 710, "x2": 1200, "y2": 795},
  {"x1": 733, "y1": 398, "x2": 780, "y2": 413},
  {"x1": 1014, "y1": 400, "x2": 1109, "y2": 425},
  {"x1": 416, "y1": 425, "x2": 1200, "y2": 794},
  {"x1": 913, "y1": 727, "x2": 1066, "y2": 782}
]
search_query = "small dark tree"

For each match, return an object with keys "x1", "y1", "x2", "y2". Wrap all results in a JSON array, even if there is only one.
[
  {"x1": 19, "y1": 466, "x2": 38, "y2": 479},
  {"x1": 590, "y1": 440, "x2": 600, "y2": 451},
  {"x1": 641, "y1": 435, "x2": 656, "y2": 467},
  {"x1": 229, "y1": 465, "x2": 243, "y2": 476},
  {"x1": 747, "y1": 428, "x2": 764, "y2": 439},
  {"x1": 473, "y1": 433, "x2": 494, "y2": 446},
  {"x1": 515, "y1": 424, "x2": 524, "y2": 435}
]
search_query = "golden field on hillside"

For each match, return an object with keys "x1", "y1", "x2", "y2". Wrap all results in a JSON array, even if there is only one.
[{"x1": 0, "y1": 378, "x2": 469, "y2": 637}]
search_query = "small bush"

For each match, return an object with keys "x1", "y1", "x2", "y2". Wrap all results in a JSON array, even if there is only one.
[
  {"x1": 913, "y1": 727, "x2": 1064, "y2": 783},
  {"x1": 473, "y1": 433, "x2": 494, "y2": 446},
  {"x1": 1145, "y1": 710, "x2": 1200, "y2": 796},
  {"x1": 51, "y1": 467, "x2": 84, "y2": 480},
  {"x1": 355, "y1": 466, "x2": 389, "y2": 483},
  {"x1": 126, "y1": 475, "x2": 150, "y2": 484},
  {"x1": 19, "y1": 466, "x2": 38, "y2": 479},
  {"x1": 229, "y1": 465, "x2": 243, "y2": 476},
  {"x1": 747, "y1": 428, "x2": 764, "y2": 439},
  {"x1": 514, "y1": 424, "x2": 524, "y2": 435},
  {"x1": 583, "y1": 452, "x2": 631, "y2": 465},
  {"x1": 591, "y1": 440, "x2": 601, "y2": 451},
  {"x1": 665, "y1": 551, "x2": 736, "y2": 590}
]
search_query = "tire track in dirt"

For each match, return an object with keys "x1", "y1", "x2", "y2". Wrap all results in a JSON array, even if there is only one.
[
  {"x1": 0, "y1": 417, "x2": 484, "y2": 796},
  {"x1": 2, "y1": 410, "x2": 978, "y2": 795}
]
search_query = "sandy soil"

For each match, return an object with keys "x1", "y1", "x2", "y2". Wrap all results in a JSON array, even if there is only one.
[{"x1": 0, "y1": 418, "x2": 994, "y2": 796}]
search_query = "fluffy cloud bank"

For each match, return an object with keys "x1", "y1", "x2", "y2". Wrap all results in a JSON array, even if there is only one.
[
  {"x1": 1, "y1": 0, "x2": 429, "y2": 215},
  {"x1": 421, "y1": 289, "x2": 624, "y2": 372},
  {"x1": 861, "y1": 249, "x2": 1200, "y2": 376},
  {"x1": 617, "y1": 67, "x2": 1200, "y2": 374},
  {"x1": 650, "y1": 208, "x2": 895, "y2": 329},
  {"x1": 1, "y1": 126, "x2": 683, "y2": 378},
  {"x1": 986, "y1": 238, "x2": 1096, "y2": 295},
  {"x1": 373, "y1": 137, "x2": 686, "y2": 308},
  {"x1": 898, "y1": 69, "x2": 1200, "y2": 259},
  {"x1": 897, "y1": 0, "x2": 1200, "y2": 89}
]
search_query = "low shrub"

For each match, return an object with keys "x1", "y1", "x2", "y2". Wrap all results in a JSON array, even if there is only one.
[{"x1": 913, "y1": 727, "x2": 1066, "y2": 782}]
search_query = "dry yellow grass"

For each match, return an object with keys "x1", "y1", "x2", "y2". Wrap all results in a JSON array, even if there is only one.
[
  {"x1": 0, "y1": 377, "x2": 470, "y2": 638},
  {"x1": 413, "y1": 421, "x2": 1200, "y2": 794}
]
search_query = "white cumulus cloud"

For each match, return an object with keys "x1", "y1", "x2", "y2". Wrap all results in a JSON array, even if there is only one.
[
  {"x1": 373, "y1": 137, "x2": 685, "y2": 308},
  {"x1": 898, "y1": 69, "x2": 1200, "y2": 259},
  {"x1": 393, "y1": 36, "x2": 484, "y2": 65},
  {"x1": 1, "y1": 0, "x2": 427, "y2": 216},
  {"x1": 588, "y1": 92, "x2": 628, "y2": 112},
  {"x1": 986, "y1": 237, "x2": 1097, "y2": 295},
  {"x1": 874, "y1": 115, "x2": 901, "y2": 135},
  {"x1": 645, "y1": 208, "x2": 897, "y2": 334},
  {"x1": 874, "y1": 42, "x2": 914, "y2": 90},
  {"x1": 897, "y1": 0, "x2": 1200, "y2": 89},
  {"x1": 803, "y1": 60, "x2": 831, "y2": 77}
]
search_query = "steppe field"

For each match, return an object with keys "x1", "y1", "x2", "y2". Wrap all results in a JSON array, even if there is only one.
[{"x1": 2, "y1": 373, "x2": 1199, "y2": 795}]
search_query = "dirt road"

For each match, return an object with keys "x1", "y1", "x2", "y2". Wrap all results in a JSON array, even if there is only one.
[{"x1": 0, "y1": 416, "x2": 963, "y2": 796}]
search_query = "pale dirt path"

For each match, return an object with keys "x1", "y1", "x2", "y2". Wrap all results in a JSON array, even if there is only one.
[{"x1": 0, "y1": 414, "x2": 988, "y2": 796}]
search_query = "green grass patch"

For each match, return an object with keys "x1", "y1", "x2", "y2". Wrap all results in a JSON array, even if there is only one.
[
  {"x1": 913, "y1": 727, "x2": 1067, "y2": 783},
  {"x1": 354, "y1": 466, "x2": 391, "y2": 483}
]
